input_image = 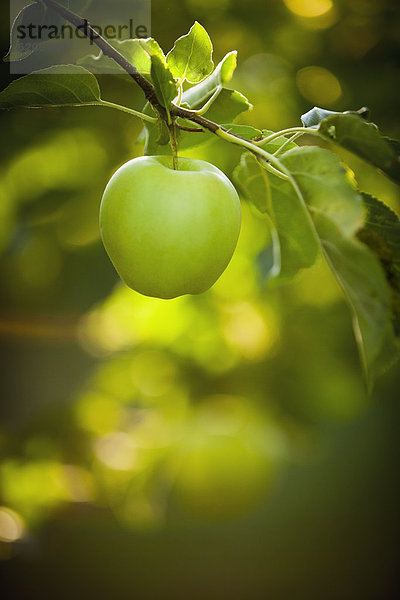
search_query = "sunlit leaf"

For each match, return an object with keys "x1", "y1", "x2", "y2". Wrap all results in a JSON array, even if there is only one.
[
  {"x1": 201, "y1": 88, "x2": 251, "y2": 123},
  {"x1": 142, "y1": 51, "x2": 249, "y2": 155},
  {"x1": 150, "y1": 55, "x2": 177, "y2": 109},
  {"x1": 175, "y1": 55, "x2": 242, "y2": 150},
  {"x1": 0, "y1": 65, "x2": 101, "y2": 108},
  {"x1": 278, "y1": 147, "x2": 397, "y2": 384},
  {"x1": 78, "y1": 37, "x2": 164, "y2": 77},
  {"x1": 235, "y1": 144, "x2": 395, "y2": 382},
  {"x1": 233, "y1": 152, "x2": 319, "y2": 282},
  {"x1": 282, "y1": 146, "x2": 364, "y2": 237},
  {"x1": 222, "y1": 124, "x2": 261, "y2": 140},
  {"x1": 166, "y1": 21, "x2": 213, "y2": 84},
  {"x1": 181, "y1": 51, "x2": 237, "y2": 108}
]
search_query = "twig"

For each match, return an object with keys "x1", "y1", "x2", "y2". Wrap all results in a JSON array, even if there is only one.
[
  {"x1": 39, "y1": 0, "x2": 223, "y2": 132},
  {"x1": 176, "y1": 125, "x2": 204, "y2": 132},
  {"x1": 40, "y1": 0, "x2": 161, "y2": 110},
  {"x1": 39, "y1": 0, "x2": 283, "y2": 170}
]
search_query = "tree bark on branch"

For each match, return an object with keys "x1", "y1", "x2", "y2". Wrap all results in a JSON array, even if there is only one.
[{"x1": 40, "y1": 0, "x2": 221, "y2": 132}]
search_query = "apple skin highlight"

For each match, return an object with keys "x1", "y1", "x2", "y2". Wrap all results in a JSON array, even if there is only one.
[{"x1": 100, "y1": 156, "x2": 241, "y2": 299}]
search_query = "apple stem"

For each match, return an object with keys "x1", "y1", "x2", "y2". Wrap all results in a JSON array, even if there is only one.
[{"x1": 169, "y1": 121, "x2": 179, "y2": 170}]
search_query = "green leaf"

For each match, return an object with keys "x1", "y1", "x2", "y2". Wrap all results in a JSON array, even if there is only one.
[
  {"x1": 150, "y1": 55, "x2": 177, "y2": 109},
  {"x1": 141, "y1": 51, "x2": 247, "y2": 156},
  {"x1": 357, "y1": 194, "x2": 400, "y2": 336},
  {"x1": 143, "y1": 125, "x2": 172, "y2": 156},
  {"x1": 234, "y1": 144, "x2": 396, "y2": 382},
  {"x1": 219, "y1": 52, "x2": 237, "y2": 85},
  {"x1": 78, "y1": 38, "x2": 164, "y2": 77},
  {"x1": 166, "y1": 22, "x2": 213, "y2": 84},
  {"x1": 156, "y1": 119, "x2": 171, "y2": 146},
  {"x1": 281, "y1": 146, "x2": 364, "y2": 237},
  {"x1": 278, "y1": 147, "x2": 397, "y2": 384},
  {"x1": 301, "y1": 107, "x2": 400, "y2": 183},
  {"x1": 177, "y1": 53, "x2": 250, "y2": 124},
  {"x1": 256, "y1": 215, "x2": 281, "y2": 283},
  {"x1": 233, "y1": 152, "x2": 319, "y2": 282},
  {"x1": 5, "y1": 0, "x2": 90, "y2": 62},
  {"x1": 222, "y1": 124, "x2": 261, "y2": 140},
  {"x1": 141, "y1": 102, "x2": 171, "y2": 156},
  {"x1": 234, "y1": 153, "x2": 269, "y2": 213},
  {"x1": 318, "y1": 114, "x2": 400, "y2": 184},
  {"x1": 301, "y1": 106, "x2": 369, "y2": 129},
  {"x1": 181, "y1": 51, "x2": 237, "y2": 108},
  {"x1": 301, "y1": 107, "x2": 341, "y2": 129},
  {"x1": 202, "y1": 88, "x2": 251, "y2": 123},
  {"x1": 384, "y1": 136, "x2": 400, "y2": 155},
  {"x1": 316, "y1": 213, "x2": 398, "y2": 385},
  {"x1": 5, "y1": 2, "x2": 42, "y2": 62},
  {"x1": 0, "y1": 65, "x2": 101, "y2": 109}
]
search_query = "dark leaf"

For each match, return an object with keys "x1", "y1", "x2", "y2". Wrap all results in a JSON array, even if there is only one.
[
  {"x1": 357, "y1": 194, "x2": 400, "y2": 336},
  {"x1": 0, "y1": 65, "x2": 101, "y2": 108},
  {"x1": 318, "y1": 114, "x2": 400, "y2": 183},
  {"x1": 5, "y1": 0, "x2": 90, "y2": 62}
]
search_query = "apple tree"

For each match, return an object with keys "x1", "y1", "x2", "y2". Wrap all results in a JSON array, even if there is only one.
[{"x1": 1, "y1": 0, "x2": 399, "y2": 391}]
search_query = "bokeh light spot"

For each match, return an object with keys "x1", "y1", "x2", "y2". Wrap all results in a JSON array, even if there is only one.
[
  {"x1": 222, "y1": 301, "x2": 276, "y2": 359},
  {"x1": 296, "y1": 66, "x2": 342, "y2": 105},
  {"x1": 0, "y1": 461, "x2": 70, "y2": 524},
  {"x1": 62, "y1": 465, "x2": 94, "y2": 503},
  {"x1": 0, "y1": 507, "x2": 25, "y2": 543},
  {"x1": 76, "y1": 392, "x2": 120, "y2": 435},
  {"x1": 283, "y1": 0, "x2": 333, "y2": 18},
  {"x1": 94, "y1": 432, "x2": 138, "y2": 471},
  {"x1": 130, "y1": 350, "x2": 177, "y2": 397}
]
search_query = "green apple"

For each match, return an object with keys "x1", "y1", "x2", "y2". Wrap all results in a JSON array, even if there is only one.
[{"x1": 99, "y1": 155, "x2": 241, "y2": 299}]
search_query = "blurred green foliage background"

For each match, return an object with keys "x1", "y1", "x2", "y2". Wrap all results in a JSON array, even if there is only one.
[{"x1": 0, "y1": 0, "x2": 399, "y2": 598}]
